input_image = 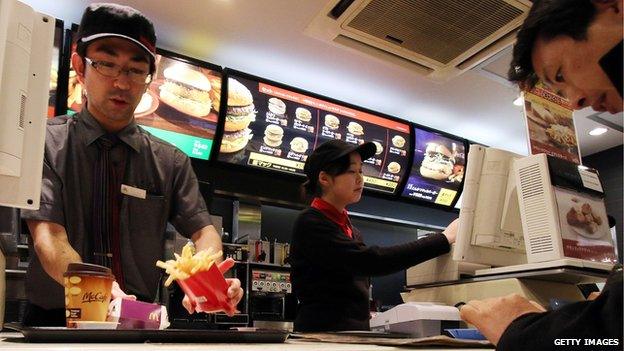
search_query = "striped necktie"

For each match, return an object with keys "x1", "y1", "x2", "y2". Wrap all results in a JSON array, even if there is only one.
[{"x1": 92, "y1": 134, "x2": 125, "y2": 290}]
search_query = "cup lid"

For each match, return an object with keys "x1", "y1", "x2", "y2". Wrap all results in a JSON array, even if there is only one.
[{"x1": 64, "y1": 262, "x2": 113, "y2": 277}]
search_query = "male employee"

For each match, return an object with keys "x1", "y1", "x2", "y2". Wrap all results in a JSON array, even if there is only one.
[
  {"x1": 21, "y1": 3, "x2": 243, "y2": 326},
  {"x1": 461, "y1": 0, "x2": 623, "y2": 349}
]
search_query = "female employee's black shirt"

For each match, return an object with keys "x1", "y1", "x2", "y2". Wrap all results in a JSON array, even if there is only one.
[{"x1": 290, "y1": 207, "x2": 451, "y2": 332}]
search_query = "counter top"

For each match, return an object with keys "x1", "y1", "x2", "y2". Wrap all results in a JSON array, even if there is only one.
[{"x1": 0, "y1": 332, "x2": 492, "y2": 350}]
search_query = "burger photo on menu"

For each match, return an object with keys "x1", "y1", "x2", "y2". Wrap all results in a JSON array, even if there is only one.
[
  {"x1": 268, "y1": 97, "x2": 286, "y2": 116},
  {"x1": 347, "y1": 121, "x2": 364, "y2": 136},
  {"x1": 295, "y1": 107, "x2": 312, "y2": 123},
  {"x1": 224, "y1": 78, "x2": 256, "y2": 132},
  {"x1": 401, "y1": 129, "x2": 466, "y2": 205},
  {"x1": 158, "y1": 64, "x2": 212, "y2": 118},
  {"x1": 324, "y1": 114, "x2": 340, "y2": 130},
  {"x1": 392, "y1": 135, "x2": 406, "y2": 148},
  {"x1": 208, "y1": 76, "x2": 222, "y2": 113},
  {"x1": 420, "y1": 143, "x2": 455, "y2": 180},
  {"x1": 220, "y1": 78, "x2": 256, "y2": 153},
  {"x1": 289, "y1": 137, "x2": 309, "y2": 154},
  {"x1": 267, "y1": 97, "x2": 288, "y2": 126},
  {"x1": 263, "y1": 124, "x2": 284, "y2": 148},
  {"x1": 387, "y1": 161, "x2": 401, "y2": 174}
]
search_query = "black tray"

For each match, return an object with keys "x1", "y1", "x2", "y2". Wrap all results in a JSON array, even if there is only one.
[{"x1": 20, "y1": 327, "x2": 289, "y2": 343}]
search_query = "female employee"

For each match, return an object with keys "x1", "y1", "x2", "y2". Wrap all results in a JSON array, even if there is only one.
[{"x1": 290, "y1": 139, "x2": 458, "y2": 332}]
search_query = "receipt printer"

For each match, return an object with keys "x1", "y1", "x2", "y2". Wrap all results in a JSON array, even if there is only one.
[{"x1": 369, "y1": 302, "x2": 461, "y2": 337}]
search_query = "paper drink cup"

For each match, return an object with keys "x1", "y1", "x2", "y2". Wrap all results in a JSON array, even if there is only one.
[{"x1": 63, "y1": 263, "x2": 114, "y2": 328}]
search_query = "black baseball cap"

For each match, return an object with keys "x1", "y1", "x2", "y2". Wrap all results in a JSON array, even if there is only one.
[
  {"x1": 303, "y1": 139, "x2": 376, "y2": 191},
  {"x1": 75, "y1": 3, "x2": 157, "y2": 63}
]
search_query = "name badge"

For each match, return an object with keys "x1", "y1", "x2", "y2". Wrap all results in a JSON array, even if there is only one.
[{"x1": 121, "y1": 184, "x2": 147, "y2": 199}]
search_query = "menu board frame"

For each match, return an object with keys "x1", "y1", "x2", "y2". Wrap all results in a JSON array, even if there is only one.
[
  {"x1": 212, "y1": 68, "x2": 414, "y2": 196},
  {"x1": 397, "y1": 124, "x2": 470, "y2": 210}
]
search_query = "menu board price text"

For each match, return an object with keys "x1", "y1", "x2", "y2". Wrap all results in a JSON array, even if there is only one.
[{"x1": 363, "y1": 176, "x2": 397, "y2": 190}]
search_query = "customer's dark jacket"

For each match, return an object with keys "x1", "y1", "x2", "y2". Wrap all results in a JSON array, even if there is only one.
[{"x1": 498, "y1": 267, "x2": 623, "y2": 351}]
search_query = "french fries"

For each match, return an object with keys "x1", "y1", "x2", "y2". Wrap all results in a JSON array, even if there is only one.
[{"x1": 156, "y1": 243, "x2": 223, "y2": 287}]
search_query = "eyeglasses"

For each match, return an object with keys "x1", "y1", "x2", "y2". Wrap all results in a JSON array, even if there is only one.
[{"x1": 84, "y1": 57, "x2": 152, "y2": 84}]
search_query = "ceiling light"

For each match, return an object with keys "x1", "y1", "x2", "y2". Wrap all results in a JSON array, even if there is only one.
[
  {"x1": 589, "y1": 127, "x2": 608, "y2": 136},
  {"x1": 513, "y1": 96, "x2": 524, "y2": 106}
]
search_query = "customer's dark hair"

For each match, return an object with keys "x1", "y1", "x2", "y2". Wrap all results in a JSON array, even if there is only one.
[
  {"x1": 509, "y1": 0, "x2": 597, "y2": 90},
  {"x1": 303, "y1": 153, "x2": 352, "y2": 197}
]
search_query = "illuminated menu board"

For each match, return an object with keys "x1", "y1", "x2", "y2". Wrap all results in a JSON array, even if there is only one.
[
  {"x1": 133, "y1": 51, "x2": 221, "y2": 160},
  {"x1": 217, "y1": 72, "x2": 411, "y2": 194},
  {"x1": 401, "y1": 128, "x2": 466, "y2": 206}
]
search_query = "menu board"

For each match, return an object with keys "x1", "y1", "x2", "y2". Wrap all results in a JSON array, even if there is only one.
[
  {"x1": 217, "y1": 72, "x2": 411, "y2": 194},
  {"x1": 47, "y1": 20, "x2": 64, "y2": 118},
  {"x1": 401, "y1": 128, "x2": 466, "y2": 206},
  {"x1": 133, "y1": 52, "x2": 221, "y2": 160}
]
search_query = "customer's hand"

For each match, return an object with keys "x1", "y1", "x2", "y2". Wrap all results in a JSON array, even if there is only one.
[
  {"x1": 460, "y1": 294, "x2": 546, "y2": 345},
  {"x1": 182, "y1": 258, "x2": 244, "y2": 316},
  {"x1": 442, "y1": 218, "x2": 459, "y2": 244}
]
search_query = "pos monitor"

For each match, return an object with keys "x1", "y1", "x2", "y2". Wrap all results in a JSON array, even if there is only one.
[
  {"x1": 453, "y1": 145, "x2": 617, "y2": 273},
  {"x1": 0, "y1": 0, "x2": 54, "y2": 210},
  {"x1": 0, "y1": 1, "x2": 54, "y2": 331}
]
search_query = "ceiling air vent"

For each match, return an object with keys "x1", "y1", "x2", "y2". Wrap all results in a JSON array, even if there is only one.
[{"x1": 305, "y1": 0, "x2": 531, "y2": 81}]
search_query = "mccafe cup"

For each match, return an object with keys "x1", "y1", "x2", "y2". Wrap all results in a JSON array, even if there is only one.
[{"x1": 63, "y1": 263, "x2": 114, "y2": 328}]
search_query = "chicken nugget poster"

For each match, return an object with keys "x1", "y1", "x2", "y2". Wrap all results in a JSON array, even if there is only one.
[
  {"x1": 401, "y1": 128, "x2": 465, "y2": 206},
  {"x1": 555, "y1": 187, "x2": 617, "y2": 263},
  {"x1": 523, "y1": 83, "x2": 581, "y2": 164}
]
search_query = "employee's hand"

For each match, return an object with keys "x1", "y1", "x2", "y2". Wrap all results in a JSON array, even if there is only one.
[
  {"x1": 182, "y1": 258, "x2": 244, "y2": 316},
  {"x1": 442, "y1": 218, "x2": 459, "y2": 244},
  {"x1": 111, "y1": 281, "x2": 137, "y2": 300},
  {"x1": 459, "y1": 294, "x2": 546, "y2": 345}
]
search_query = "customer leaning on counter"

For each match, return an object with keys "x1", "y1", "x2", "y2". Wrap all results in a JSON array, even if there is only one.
[
  {"x1": 290, "y1": 140, "x2": 459, "y2": 332},
  {"x1": 20, "y1": 3, "x2": 243, "y2": 326}
]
